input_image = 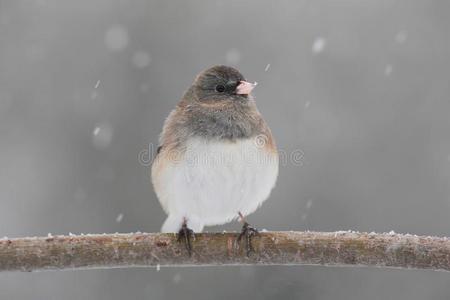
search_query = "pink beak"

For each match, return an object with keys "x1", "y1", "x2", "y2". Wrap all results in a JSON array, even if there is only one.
[{"x1": 236, "y1": 80, "x2": 257, "y2": 95}]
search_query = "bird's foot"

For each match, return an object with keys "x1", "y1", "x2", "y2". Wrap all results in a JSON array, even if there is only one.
[
  {"x1": 177, "y1": 223, "x2": 195, "y2": 256},
  {"x1": 237, "y1": 222, "x2": 259, "y2": 256}
]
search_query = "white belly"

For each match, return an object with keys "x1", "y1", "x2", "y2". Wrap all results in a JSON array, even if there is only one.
[{"x1": 153, "y1": 137, "x2": 278, "y2": 232}]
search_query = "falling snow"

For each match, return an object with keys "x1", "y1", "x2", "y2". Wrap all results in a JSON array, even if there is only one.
[
  {"x1": 264, "y1": 64, "x2": 271, "y2": 72},
  {"x1": 115, "y1": 213, "x2": 124, "y2": 223},
  {"x1": 173, "y1": 273, "x2": 181, "y2": 284},
  {"x1": 92, "y1": 123, "x2": 113, "y2": 150},
  {"x1": 395, "y1": 30, "x2": 408, "y2": 44},
  {"x1": 301, "y1": 199, "x2": 313, "y2": 221},
  {"x1": 384, "y1": 64, "x2": 393, "y2": 76},
  {"x1": 105, "y1": 25, "x2": 129, "y2": 52},
  {"x1": 132, "y1": 51, "x2": 151, "y2": 69},
  {"x1": 312, "y1": 37, "x2": 326, "y2": 54}
]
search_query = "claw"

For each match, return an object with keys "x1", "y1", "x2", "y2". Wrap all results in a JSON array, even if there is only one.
[
  {"x1": 177, "y1": 223, "x2": 195, "y2": 256},
  {"x1": 237, "y1": 222, "x2": 259, "y2": 256}
]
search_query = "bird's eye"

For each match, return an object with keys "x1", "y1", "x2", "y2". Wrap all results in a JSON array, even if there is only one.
[{"x1": 215, "y1": 84, "x2": 225, "y2": 93}]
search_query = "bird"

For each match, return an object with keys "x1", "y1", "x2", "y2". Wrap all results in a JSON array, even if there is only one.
[{"x1": 151, "y1": 65, "x2": 278, "y2": 255}]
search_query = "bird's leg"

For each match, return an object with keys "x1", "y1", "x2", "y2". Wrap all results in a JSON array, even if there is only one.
[
  {"x1": 237, "y1": 212, "x2": 259, "y2": 256},
  {"x1": 177, "y1": 218, "x2": 195, "y2": 256}
]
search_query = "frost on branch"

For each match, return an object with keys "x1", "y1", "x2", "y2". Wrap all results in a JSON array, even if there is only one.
[{"x1": 0, "y1": 231, "x2": 449, "y2": 272}]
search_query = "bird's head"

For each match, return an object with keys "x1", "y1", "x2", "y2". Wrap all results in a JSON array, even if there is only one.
[{"x1": 190, "y1": 65, "x2": 257, "y2": 103}]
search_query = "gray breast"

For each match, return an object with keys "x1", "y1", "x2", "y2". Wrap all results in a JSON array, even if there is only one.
[{"x1": 185, "y1": 107, "x2": 260, "y2": 141}]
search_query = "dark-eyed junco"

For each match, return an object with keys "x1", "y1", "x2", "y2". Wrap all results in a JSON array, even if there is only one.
[{"x1": 151, "y1": 65, "x2": 278, "y2": 255}]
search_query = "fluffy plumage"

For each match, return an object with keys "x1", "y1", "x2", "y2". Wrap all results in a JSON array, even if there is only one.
[{"x1": 151, "y1": 65, "x2": 278, "y2": 232}]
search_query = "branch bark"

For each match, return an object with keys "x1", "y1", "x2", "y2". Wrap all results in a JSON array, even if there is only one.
[{"x1": 1, "y1": 231, "x2": 450, "y2": 272}]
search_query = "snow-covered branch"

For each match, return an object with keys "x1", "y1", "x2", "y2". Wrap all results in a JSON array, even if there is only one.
[{"x1": 1, "y1": 231, "x2": 450, "y2": 272}]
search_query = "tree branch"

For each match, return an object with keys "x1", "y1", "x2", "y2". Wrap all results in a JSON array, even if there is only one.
[{"x1": 1, "y1": 231, "x2": 450, "y2": 272}]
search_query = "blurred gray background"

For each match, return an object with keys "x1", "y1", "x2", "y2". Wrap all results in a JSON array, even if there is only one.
[{"x1": 1, "y1": 0, "x2": 450, "y2": 299}]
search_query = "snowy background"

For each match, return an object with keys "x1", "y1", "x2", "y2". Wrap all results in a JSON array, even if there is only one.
[{"x1": 1, "y1": 0, "x2": 450, "y2": 299}]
